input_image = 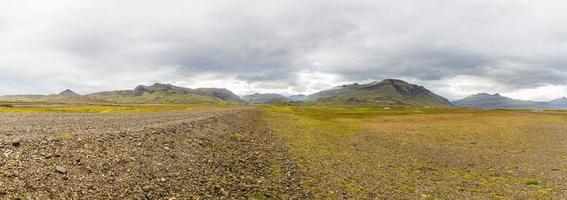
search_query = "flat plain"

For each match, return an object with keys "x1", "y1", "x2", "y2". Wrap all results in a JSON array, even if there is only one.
[
  {"x1": 0, "y1": 104, "x2": 566, "y2": 199},
  {"x1": 264, "y1": 106, "x2": 567, "y2": 199}
]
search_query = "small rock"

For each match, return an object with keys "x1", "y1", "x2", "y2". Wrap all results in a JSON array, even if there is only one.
[
  {"x1": 142, "y1": 185, "x2": 152, "y2": 192},
  {"x1": 0, "y1": 160, "x2": 5, "y2": 166},
  {"x1": 11, "y1": 138, "x2": 21, "y2": 147},
  {"x1": 55, "y1": 166, "x2": 67, "y2": 174},
  {"x1": 220, "y1": 188, "x2": 229, "y2": 196}
]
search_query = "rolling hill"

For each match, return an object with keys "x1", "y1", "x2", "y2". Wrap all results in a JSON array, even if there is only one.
[
  {"x1": 0, "y1": 89, "x2": 91, "y2": 103},
  {"x1": 306, "y1": 79, "x2": 453, "y2": 107}
]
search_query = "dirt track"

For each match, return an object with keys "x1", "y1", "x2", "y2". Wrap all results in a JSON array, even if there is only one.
[{"x1": 0, "y1": 108, "x2": 308, "y2": 199}]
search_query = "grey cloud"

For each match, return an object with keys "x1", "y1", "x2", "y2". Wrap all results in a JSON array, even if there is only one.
[{"x1": 1, "y1": 0, "x2": 567, "y2": 99}]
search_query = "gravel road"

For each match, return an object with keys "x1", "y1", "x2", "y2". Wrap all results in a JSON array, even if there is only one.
[{"x1": 0, "y1": 108, "x2": 309, "y2": 199}]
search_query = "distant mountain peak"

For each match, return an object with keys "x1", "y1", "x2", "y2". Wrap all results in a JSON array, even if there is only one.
[
  {"x1": 58, "y1": 89, "x2": 80, "y2": 96},
  {"x1": 151, "y1": 83, "x2": 173, "y2": 87}
]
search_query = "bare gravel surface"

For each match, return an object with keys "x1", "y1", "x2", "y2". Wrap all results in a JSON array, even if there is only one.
[{"x1": 0, "y1": 108, "x2": 308, "y2": 199}]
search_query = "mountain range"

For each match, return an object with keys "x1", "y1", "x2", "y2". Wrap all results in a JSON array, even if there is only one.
[
  {"x1": 87, "y1": 83, "x2": 242, "y2": 104},
  {"x1": 453, "y1": 93, "x2": 567, "y2": 109},
  {"x1": 2, "y1": 80, "x2": 566, "y2": 109},
  {"x1": 0, "y1": 84, "x2": 242, "y2": 105}
]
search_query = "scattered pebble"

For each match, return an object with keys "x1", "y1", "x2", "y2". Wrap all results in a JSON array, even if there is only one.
[
  {"x1": 11, "y1": 138, "x2": 21, "y2": 147},
  {"x1": 55, "y1": 166, "x2": 67, "y2": 174},
  {"x1": 142, "y1": 185, "x2": 152, "y2": 192}
]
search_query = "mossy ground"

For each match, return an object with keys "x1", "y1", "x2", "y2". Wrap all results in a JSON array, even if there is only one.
[{"x1": 263, "y1": 106, "x2": 567, "y2": 199}]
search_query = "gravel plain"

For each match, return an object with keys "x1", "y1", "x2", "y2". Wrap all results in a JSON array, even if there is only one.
[{"x1": 0, "y1": 108, "x2": 308, "y2": 199}]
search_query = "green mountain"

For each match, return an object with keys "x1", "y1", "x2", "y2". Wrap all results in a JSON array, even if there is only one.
[
  {"x1": 306, "y1": 79, "x2": 453, "y2": 107},
  {"x1": 88, "y1": 83, "x2": 242, "y2": 104}
]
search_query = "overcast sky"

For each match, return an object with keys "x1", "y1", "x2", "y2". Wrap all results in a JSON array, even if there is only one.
[{"x1": 1, "y1": 0, "x2": 567, "y2": 101}]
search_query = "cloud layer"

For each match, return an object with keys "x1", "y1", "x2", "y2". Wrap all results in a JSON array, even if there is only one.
[{"x1": 1, "y1": 0, "x2": 566, "y2": 100}]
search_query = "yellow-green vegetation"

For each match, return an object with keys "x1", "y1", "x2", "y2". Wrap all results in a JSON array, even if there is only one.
[
  {"x1": 263, "y1": 106, "x2": 567, "y2": 199},
  {"x1": 59, "y1": 132, "x2": 71, "y2": 140},
  {"x1": 0, "y1": 103, "x2": 230, "y2": 113}
]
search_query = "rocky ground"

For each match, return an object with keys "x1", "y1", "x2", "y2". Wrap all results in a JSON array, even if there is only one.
[{"x1": 0, "y1": 108, "x2": 309, "y2": 199}]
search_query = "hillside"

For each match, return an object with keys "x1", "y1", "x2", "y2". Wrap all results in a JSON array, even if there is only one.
[
  {"x1": 306, "y1": 79, "x2": 453, "y2": 107},
  {"x1": 453, "y1": 93, "x2": 549, "y2": 109}
]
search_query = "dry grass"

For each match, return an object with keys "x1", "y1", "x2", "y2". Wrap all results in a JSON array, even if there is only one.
[{"x1": 264, "y1": 106, "x2": 567, "y2": 199}]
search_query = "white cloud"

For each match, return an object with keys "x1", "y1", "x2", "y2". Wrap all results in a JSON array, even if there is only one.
[{"x1": 1, "y1": 0, "x2": 567, "y2": 100}]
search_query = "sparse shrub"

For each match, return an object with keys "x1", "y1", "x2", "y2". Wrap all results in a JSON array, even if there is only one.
[
  {"x1": 525, "y1": 179, "x2": 540, "y2": 186},
  {"x1": 231, "y1": 133, "x2": 244, "y2": 141},
  {"x1": 59, "y1": 132, "x2": 71, "y2": 140}
]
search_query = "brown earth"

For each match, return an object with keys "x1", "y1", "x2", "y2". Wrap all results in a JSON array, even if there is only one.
[{"x1": 0, "y1": 108, "x2": 309, "y2": 199}]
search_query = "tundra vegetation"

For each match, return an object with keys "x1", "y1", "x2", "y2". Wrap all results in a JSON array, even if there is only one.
[
  {"x1": 263, "y1": 106, "x2": 567, "y2": 199},
  {"x1": 0, "y1": 103, "x2": 565, "y2": 199}
]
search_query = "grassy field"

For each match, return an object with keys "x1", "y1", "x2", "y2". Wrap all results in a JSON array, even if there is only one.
[{"x1": 264, "y1": 106, "x2": 567, "y2": 199}]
